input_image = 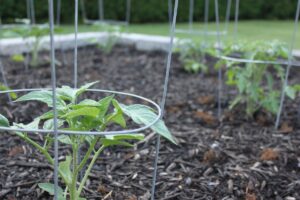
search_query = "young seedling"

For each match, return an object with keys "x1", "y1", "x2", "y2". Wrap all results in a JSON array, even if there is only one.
[
  {"x1": 90, "y1": 24, "x2": 121, "y2": 54},
  {"x1": 176, "y1": 40, "x2": 216, "y2": 74},
  {"x1": 4, "y1": 25, "x2": 54, "y2": 67},
  {"x1": 0, "y1": 81, "x2": 176, "y2": 200}
]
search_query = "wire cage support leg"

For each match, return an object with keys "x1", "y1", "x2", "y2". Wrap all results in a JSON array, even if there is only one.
[
  {"x1": 30, "y1": 0, "x2": 36, "y2": 24},
  {"x1": 47, "y1": 0, "x2": 59, "y2": 199},
  {"x1": 126, "y1": 0, "x2": 131, "y2": 26},
  {"x1": 151, "y1": 0, "x2": 178, "y2": 199},
  {"x1": 56, "y1": 0, "x2": 61, "y2": 25},
  {"x1": 98, "y1": 0, "x2": 104, "y2": 21},
  {"x1": 214, "y1": 0, "x2": 223, "y2": 119},
  {"x1": 188, "y1": 0, "x2": 194, "y2": 31},
  {"x1": 275, "y1": 0, "x2": 300, "y2": 129},
  {"x1": 0, "y1": 59, "x2": 12, "y2": 103}
]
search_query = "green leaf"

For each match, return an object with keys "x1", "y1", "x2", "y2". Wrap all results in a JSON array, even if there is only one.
[
  {"x1": 57, "y1": 86, "x2": 77, "y2": 102},
  {"x1": 39, "y1": 110, "x2": 66, "y2": 120},
  {"x1": 119, "y1": 104, "x2": 177, "y2": 144},
  {"x1": 98, "y1": 95, "x2": 114, "y2": 119},
  {"x1": 71, "y1": 99, "x2": 100, "y2": 109},
  {"x1": 105, "y1": 100, "x2": 126, "y2": 128},
  {"x1": 43, "y1": 119, "x2": 65, "y2": 130},
  {"x1": 76, "y1": 81, "x2": 99, "y2": 97},
  {"x1": 0, "y1": 114, "x2": 9, "y2": 127},
  {"x1": 101, "y1": 138, "x2": 133, "y2": 147},
  {"x1": 15, "y1": 90, "x2": 66, "y2": 110},
  {"x1": 58, "y1": 156, "x2": 72, "y2": 185},
  {"x1": 14, "y1": 118, "x2": 40, "y2": 130},
  {"x1": 38, "y1": 183, "x2": 65, "y2": 200},
  {"x1": 0, "y1": 84, "x2": 18, "y2": 99},
  {"x1": 11, "y1": 54, "x2": 25, "y2": 62},
  {"x1": 63, "y1": 107, "x2": 100, "y2": 119},
  {"x1": 57, "y1": 135, "x2": 73, "y2": 145},
  {"x1": 105, "y1": 133, "x2": 144, "y2": 141},
  {"x1": 285, "y1": 86, "x2": 296, "y2": 99}
]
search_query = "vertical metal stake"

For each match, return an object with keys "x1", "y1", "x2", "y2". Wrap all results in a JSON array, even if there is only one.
[
  {"x1": 275, "y1": 0, "x2": 300, "y2": 129},
  {"x1": 233, "y1": 0, "x2": 239, "y2": 42},
  {"x1": 0, "y1": 59, "x2": 12, "y2": 103},
  {"x1": 151, "y1": 0, "x2": 178, "y2": 199},
  {"x1": 189, "y1": 0, "x2": 194, "y2": 31},
  {"x1": 215, "y1": 0, "x2": 222, "y2": 119},
  {"x1": 126, "y1": 0, "x2": 131, "y2": 26},
  {"x1": 48, "y1": 0, "x2": 59, "y2": 199},
  {"x1": 99, "y1": 0, "x2": 104, "y2": 21}
]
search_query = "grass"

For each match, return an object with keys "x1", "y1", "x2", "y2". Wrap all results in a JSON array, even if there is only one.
[
  {"x1": 1, "y1": 20, "x2": 300, "y2": 48},
  {"x1": 59, "y1": 20, "x2": 300, "y2": 49}
]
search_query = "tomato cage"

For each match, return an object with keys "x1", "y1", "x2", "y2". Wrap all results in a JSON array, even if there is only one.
[
  {"x1": 0, "y1": 0, "x2": 62, "y2": 27},
  {"x1": 213, "y1": 0, "x2": 300, "y2": 129},
  {"x1": 80, "y1": 0, "x2": 131, "y2": 26},
  {"x1": 0, "y1": 0, "x2": 179, "y2": 199},
  {"x1": 169, "y1": 0, "x2": 238, "y2": 36}
]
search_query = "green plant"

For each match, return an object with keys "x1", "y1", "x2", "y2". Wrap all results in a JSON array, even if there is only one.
[
  {"x1": 4, "y1": 25, "x2": 51, "y2": 67},
  {"x1": 0, "y1": 81, "x2": 175, "y2": 200},
  {"x1": 0, "y1": 83, "x2": 17, "y2": 99},
  {"x1": 176, "y1": 41, "x2": 216, "y2": 74},
  {"x1": 91, "y1": 24, "x2": 121, "y2": 54},
  {"x1": 220, "y1": 40, "x2": 298, "y2": 116}
]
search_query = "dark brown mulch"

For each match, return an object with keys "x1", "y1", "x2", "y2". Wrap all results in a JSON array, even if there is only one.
[{"x1": 0, "y1": 45, "x2": 300, "y2": 200}]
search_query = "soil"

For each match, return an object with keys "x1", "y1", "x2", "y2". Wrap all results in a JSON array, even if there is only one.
[{"x1": 0, "y1": 45, "x2": 300, "y2": 200}]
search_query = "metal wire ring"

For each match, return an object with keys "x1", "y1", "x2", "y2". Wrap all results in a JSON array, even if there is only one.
[
  {"x1": 219, "y1": 55, "x2": 300, "y2": 66},
  {"x1": 0, "y1": 88, "x2": 162, "y2": 136}
]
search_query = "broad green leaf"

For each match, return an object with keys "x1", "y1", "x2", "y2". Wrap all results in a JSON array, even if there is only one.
[
  {"x1": 39, "y1": 110, "x2": 66, "y2": 120},
  {"x1": 14, "y1": 118, "x2": 40, "y2": 130},
  {"x1": 43, "y1": 119, "x2": 65, "y2": 130},
  {"x1": 38, "y1": 183, "x2": 65, "y2": 200},
  {"x1": 105, "y1": 100, "x2": 126, "y2": 128},
  {"x1": 11, "y1": 54, "x2": 25, "y2": 62},
  {"x1": 63, "y1": 107, "x2": 100, "y2": 119},
  {"x1": 119, "y1": 104, "x2": 176, "y2": 144},
  {"x1": 98, "y1": 95, "x2": 114, "y2": 118},
  {"x1": 15, "y1": 90, "x2": 66, "y2": 110},
  {"x1": 76, "y1": 81, "x2": 99, "y2": 97},
  {"x1": 0, "y1": 114, "x2": 9, "y2": 127},
  {"x1": 57, "y1": 86, "x2": 77, "y2": 102},
  {"x1": 58, "y1": 156, "x2": 72, "y2": 185},
  {"x1": 0, "y1": 84, "x2": 18, "y2": 99},
  {"x1": 71, "y1": 99, "x2": 100, "y2": 110},
  {"x1": 57, "y1": 135, "x2": 73, "y2": 145},
  {"x1": 101, "y1": 138, "x2": 133, "y2": 147},
  {"x1": 105, "y1": 133, "x2": 144, "y2": 141},
  {"x1": 285, "y1": 86, "x2": 296, "y2": 99}
]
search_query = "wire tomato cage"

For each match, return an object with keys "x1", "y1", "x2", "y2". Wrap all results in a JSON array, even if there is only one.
[
  {"x1": 80, "y1": 0, "x2": 131, "y2": 26},
  {"x1": 0, "y1": 0, "x2": 179, "y2": 199},
  {"x1": 213, "y1": 0, "x2": 300, "y2": 129},
  {"x1": 169, "y1": 0, "x2": 237, "y2": 36}
]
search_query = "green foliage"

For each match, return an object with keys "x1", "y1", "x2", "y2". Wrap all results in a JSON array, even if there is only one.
[
  {"x1": 0, "y1": 83, "x2": 18, "y2": 100},
  {"x1": 176, "y1": 41, "x2": 215, "y2": 74},
  {"x1": 0, "y1": 0, "x2": 297, "y2": 24},
  {"x1": 91, "y1": 24, "x2": 121, "y2": 54},
  {"x1": 1, "y1": 81, "x2": 175, "y2": 199},
  {"x1": 3, "y1": 25, "x2": 54, "y2": 67},
  {"x1": 221, "y1": 40, "x2": 296, "y2": 116}
]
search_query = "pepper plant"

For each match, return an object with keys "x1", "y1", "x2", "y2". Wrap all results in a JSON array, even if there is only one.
[
  {"x1": 218, "y1": 41, "x2": 300, "y2": 116},
  {"x1": 4, "y1": 25, "x2": 52, "y2": 67},
  {"x1": 0, "y1": 82, "x2": 176, "y2": 199},
  {"x1": 176, "y1": 40, "x2": 215, "y2": 73}
]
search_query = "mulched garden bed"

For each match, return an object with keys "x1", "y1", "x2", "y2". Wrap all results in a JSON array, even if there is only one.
[{"x1": 0, "y1": 45, "x2": 300, "y2": 200}]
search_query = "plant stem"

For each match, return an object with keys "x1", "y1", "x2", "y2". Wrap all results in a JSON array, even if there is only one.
[
  {"x1": 76, "y1": 137, "x2": 99, "y2": 172},
  {"x1": 77, "y1": 145, "x2": 105, "y2": 197},
  {"x1": 70, "y1": 143, "x2": 79, "y2": 200}
]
